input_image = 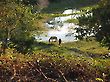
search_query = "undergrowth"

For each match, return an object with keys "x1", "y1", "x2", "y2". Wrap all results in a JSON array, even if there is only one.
[{"x1": 0, "y1": 48, "x2": 110, "y2": 82}]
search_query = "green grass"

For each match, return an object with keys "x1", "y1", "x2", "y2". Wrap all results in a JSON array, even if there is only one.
[
  {"x1": 62, "y1": 38, "x2": 110, "y2": 56},
  {"x1": 65, "y1": 19, "x2": 79, "y2": 24},
  {"x1": 33, "y1": 37, "x2": 110, "y2": 58}
]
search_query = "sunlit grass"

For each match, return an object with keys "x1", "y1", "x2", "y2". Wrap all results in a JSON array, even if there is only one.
[
  {"x1": 65, "y1": 19, "x2": 79, "y2": 24},
  {"x1": 62, "y1": 38, "x2": 110, "y2": 56}
]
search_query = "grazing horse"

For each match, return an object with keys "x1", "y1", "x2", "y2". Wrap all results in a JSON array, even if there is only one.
[{"x1": 49, "y1": 36, "x2": 58, "y2": 42}]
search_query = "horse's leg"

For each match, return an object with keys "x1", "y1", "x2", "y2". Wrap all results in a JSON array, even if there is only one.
[{"x1": 49, "y1": 39, "x2": 50, "y2": 43}]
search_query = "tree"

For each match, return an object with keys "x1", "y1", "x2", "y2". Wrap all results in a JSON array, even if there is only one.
[
  {"x1": 76, "y1": 0, "x2": 110, "y2": 49},
  {"x1": 0, "y1": 1, "x2": 39, "y2": 54},
  {"x1": 94, "y1": 0, "x2": 110, "y2": 49},
  {"x1": 19, "y1": 0, "x2": 38, "y2": 5}
]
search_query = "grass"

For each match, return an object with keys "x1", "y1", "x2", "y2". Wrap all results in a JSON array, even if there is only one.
[
  {"x1": 62, "y1": 38, "x2": 110, "y2": 57},
  {"x1": 65, "y1": 19, "x2": 79, "y2": 24},
  {"x1": 1, "y1": 35, "x2": 110, "y2": 81},
  {"x1": 33, "y1": 37, "x2": 110, "y2": 58}
]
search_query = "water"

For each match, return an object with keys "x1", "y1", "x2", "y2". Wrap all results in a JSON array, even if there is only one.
[{"x1": 35, "y1": 9, "x2": 81, "y2": 42}]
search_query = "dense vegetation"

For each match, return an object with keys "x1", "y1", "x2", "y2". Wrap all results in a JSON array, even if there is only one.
[
  {"x1": 0, "y1": 0, "x2": 45, "y2": 54},
  {"x1": 75, "y1": 0, "x2": 110, "y2": 49},
  {"x1": 0, "y1": 39, "x2": 110, "y2": 82},
  {"x1": 0, "y1": 0, "x2": 110, "y2": 82}
]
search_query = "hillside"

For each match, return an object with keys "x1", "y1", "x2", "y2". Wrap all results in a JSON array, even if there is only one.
[
  {"x1": 0, "y1": 0, "x2": 110, "y2": 82},
  {"x1": 42, "y1": 0, "x2": 100, "y2": 13}
]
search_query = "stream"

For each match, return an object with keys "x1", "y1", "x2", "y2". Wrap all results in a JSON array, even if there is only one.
[{"x1": 35, "y1": 9, "x2": 81, "y2": 42}]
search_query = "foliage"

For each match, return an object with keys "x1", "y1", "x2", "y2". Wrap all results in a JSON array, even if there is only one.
[
  {"x1": 94, "y1": 0, "x2": 110, "y2": 49},
  {"x1": 0, "y1": 1, "x2": 40, "y2": 54},
  {"x1": 0, "y1": 50, "x2": 110, "y2": 81},
  {"x1": 75, "y1": 12, "x2": 98, "y2": 40},
  {"x1": 76, "y1": 0, "x2": 110, "y2": 49},
  {"x1": 20, "y1": 0, "x2": 38, "y2": 5},
  {"x1": 0, "y1": 1, "x2": 110, "y2": 81}
]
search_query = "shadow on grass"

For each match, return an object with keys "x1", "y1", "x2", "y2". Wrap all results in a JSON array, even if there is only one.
[
  {"x1": 34, "y1": 42, "x2": 67, "y2": 54},
  {"x1": 65, "y1": 47, "x2": 110, "y2": 58},
  {"x1": 34, "y1": 42, "x2": 55, "y2": 50}
]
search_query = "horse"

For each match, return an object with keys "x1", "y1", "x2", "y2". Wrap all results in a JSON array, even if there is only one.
[{"x1": 49, "y1": 36, "x2": 58, "y2": 42}]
